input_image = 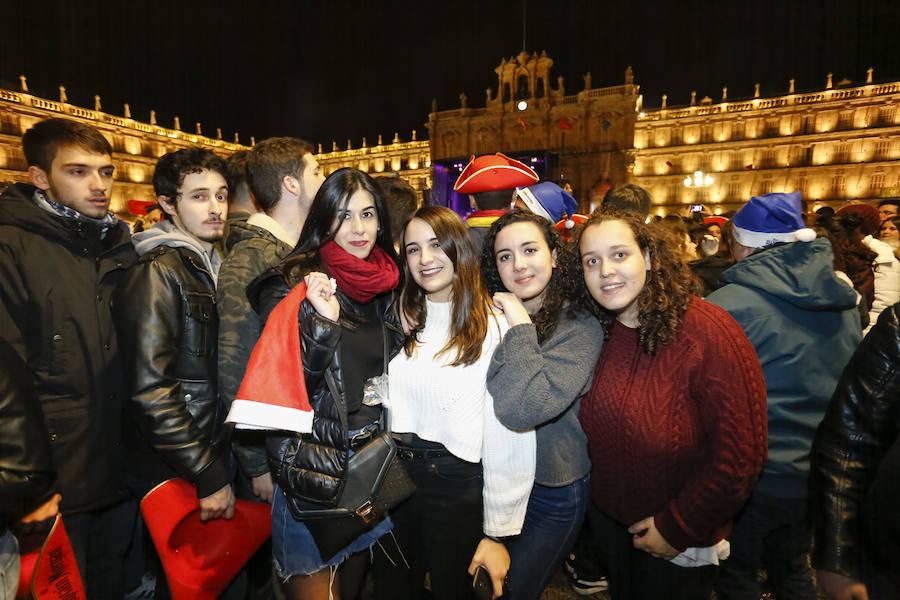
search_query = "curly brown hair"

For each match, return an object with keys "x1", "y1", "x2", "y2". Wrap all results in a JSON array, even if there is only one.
[
  {"x1": 569, "y1": 210, "x2": 697, "y2": 355},
  {"x1": 479, "y1": 210, "x2": 577, "y2": 343}
]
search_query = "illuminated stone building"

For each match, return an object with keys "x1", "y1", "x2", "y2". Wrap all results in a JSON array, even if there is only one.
[
  {"x1": 4, "y1": 61, "x2": 899, "y2": 221},
  {"x1": 427, "y1": 51, "x2": 640, "y2": 211},
  {"x1": 313, "y1": 131, "x2": 432, "y2": 201},
  {"x1": 0, "y1": 80, "x2": 248, "y2": 219},
  {"x1": 631, "y1": 70, "x2": 900, "y2": 216}
]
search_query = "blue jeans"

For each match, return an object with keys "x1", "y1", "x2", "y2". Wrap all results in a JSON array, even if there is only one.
[
  {"x1": 506, "y1": 475, "x2": 589, "y2": 600},
  {"x1": 0, "y1": 531, "x2": 18, "y2": 600}
]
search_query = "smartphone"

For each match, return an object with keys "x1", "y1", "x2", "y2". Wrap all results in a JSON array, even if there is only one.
[
  {"x1": 689, "y1": 204, "x2": 703, "y2": 212},
  {"x1": 472, "y1": 566, "x2": 493, "y2": 600}
]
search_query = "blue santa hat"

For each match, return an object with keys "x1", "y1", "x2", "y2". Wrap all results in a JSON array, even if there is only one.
[
  {"x1": 516, "y1": 182, "x2": 579, "y2": 228},
  {"x1": 732, "y1": 191, "x2": 816, "y2": 248}
]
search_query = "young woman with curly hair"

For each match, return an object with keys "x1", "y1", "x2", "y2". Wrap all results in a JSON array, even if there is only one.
[
  {"x1": 478, "y1": 210, "x2": 604, "y2": 600},
  {"x1": 374, "y1": 206, "x2": 535, "y2": 600},
  {"x1": 570, "y1": 210, "x2": 768, "y2": 600}
]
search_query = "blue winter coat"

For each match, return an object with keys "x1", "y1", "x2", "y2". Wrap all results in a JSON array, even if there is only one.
[{"x1": 707, "y1": 238, "x2": 861, "y2": 499}]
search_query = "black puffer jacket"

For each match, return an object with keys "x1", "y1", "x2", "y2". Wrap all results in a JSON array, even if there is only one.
[
  {"x1": 112, "y1": 244, "x2": 230, "y2": 498},
  {"x1": 250, "y1": 255, "x2": 403, "y2": 512},
  {"x1": 0, "y1": 183, "x2": 136, "y2": 513},
  {"x1": 810, "y1": 302, "x2": 900, "y2": 579},
  {"x1": 0, "y1": 339, "x2": 56, "y2": 530}
]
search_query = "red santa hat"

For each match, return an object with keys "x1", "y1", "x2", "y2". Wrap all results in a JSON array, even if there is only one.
[
  {"x1": 225, "y1": 283, "x2": 314, "y2": 433},
  {"x1": 17, "y1": 515, "x2": 86, "y2": 599},
  {"x1": 140, "y1": 479, "x2": 272, "y2": 600},
  {"x1": 454, "y1": 153, "x2": 539, "y2": 194}
]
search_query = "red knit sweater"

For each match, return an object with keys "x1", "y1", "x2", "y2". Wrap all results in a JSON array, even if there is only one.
[{"x1": 579, "y1": 298, "x2": 767, "y2": 551}]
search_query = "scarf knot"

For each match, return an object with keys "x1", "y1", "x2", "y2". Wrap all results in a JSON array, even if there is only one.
[{"x1": 319, "y1": 240, "x2": 399, "y2": 303}]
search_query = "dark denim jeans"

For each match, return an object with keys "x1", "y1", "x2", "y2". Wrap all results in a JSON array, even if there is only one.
[
  {"x1": 506, "y1": 475, "x2": 589, "y2": 600},
  {"x1": 373, "y1": 451, "x2": 483, "y2": 600},
  {"x1": 589, "y1": 503, "x2": 717, "y2": 600},
  {"x1": 715, "y1": 491, "x2": 816, "y2": 600}
]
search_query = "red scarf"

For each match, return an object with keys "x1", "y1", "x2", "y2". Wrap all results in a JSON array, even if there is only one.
[
  {"x1": 225, "y1": 241, "x2": 398, "y2": 433},
  {"x1": 319, "y1": 240, "x2": 399, "y2": 303}
]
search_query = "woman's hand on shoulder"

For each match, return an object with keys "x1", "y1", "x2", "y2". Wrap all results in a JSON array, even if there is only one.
[
  {"x1": 304, "y1": 272, "x2": 339, "y2": 322},
  {"x1": 492, "y1": 292, "x2": 532, "y2": 328}
]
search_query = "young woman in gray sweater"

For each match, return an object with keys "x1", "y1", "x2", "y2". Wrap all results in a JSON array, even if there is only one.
[{"x1": 481, "y1": 210, "x2": 605, "y2": 600}]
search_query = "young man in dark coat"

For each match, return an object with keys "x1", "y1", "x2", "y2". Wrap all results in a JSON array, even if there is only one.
[
  {"x1": 0, "y1": 118, "x2": 138, "y2": 599},
  {"x1": 113, "y1": 148, "x2": 235, "y2": 522}
]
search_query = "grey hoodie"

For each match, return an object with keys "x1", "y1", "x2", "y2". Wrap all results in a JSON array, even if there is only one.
[{"x1": 132, "y1": 220, "x2": 222, "y2": 284}]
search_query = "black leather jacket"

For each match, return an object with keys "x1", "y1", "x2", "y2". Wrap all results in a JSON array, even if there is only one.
[
  {"x1": 250, "y1": 256, "x2": 403, "y2": 514},
  {"x1": 113, "y1": 245, "x2": 230, "y2": 498},
  {"x1": 0, "y1": 339, "x2": 56, "y2": 530},
  {"x1": 810, "y1": 303, "x2": 900, "y2": 579}
]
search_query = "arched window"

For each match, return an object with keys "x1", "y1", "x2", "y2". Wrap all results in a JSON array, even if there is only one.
[
  {"x1": 535, "y1": 77, "x2": 545, "y2": 99},
  {"x1": 517, "y1": 74, "x2": 529, "y2": 99}
]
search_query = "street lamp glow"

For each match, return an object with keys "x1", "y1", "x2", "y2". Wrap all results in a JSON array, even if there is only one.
[{"x1": 517, "y1": 100, "x2": 528, "y2": 111}]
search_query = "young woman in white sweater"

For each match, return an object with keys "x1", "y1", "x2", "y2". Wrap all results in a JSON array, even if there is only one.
[{"x1": 374, "y1": 205, "x2": 535, "y2": 600}]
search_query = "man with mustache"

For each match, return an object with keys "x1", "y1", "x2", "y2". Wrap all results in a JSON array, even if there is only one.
[
  {"x1": 112, "y1": 148, "x2": 235, "y2": 558},
  {"x1": 0, "y1": 118, "x2": 138, "y2": 599}
]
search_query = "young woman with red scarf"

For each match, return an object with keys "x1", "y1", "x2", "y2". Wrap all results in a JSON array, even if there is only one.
[{"x1": 245, "y1": 168, "x2": 403, "y2": 600}]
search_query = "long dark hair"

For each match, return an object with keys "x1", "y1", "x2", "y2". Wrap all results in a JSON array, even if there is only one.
[
  {"x1": 570, "y1": 209, "x2": 695, "y2": 355},
  {"x1": 400, "y1": 205, "x2": 494, "y2": 366},
  {"x1": 281, "y1": 167, "x2": 396, "y2": 284},
  {"x1": 480, "y1": 210, "x2": 576, "y2": 343}
]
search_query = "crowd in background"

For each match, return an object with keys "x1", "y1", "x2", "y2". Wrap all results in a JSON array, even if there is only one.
[{"x1": 2, "y1": 117, "x2": 899, "y2": 600}]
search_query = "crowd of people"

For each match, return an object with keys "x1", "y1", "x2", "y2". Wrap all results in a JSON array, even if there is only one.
[{"x1": 1, "y1": 117, "x2": 899, "y2": 600}]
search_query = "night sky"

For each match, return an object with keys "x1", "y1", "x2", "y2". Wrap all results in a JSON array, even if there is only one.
[{"x1": 2, "y1": 0, "x2": 898, "y2": 150}]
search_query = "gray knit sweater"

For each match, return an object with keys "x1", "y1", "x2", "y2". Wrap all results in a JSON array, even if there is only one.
[{"x1": 487, "y1": 311, "x2": 604, "y2": 486}]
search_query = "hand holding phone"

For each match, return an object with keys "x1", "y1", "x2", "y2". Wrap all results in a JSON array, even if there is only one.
[{"x1": 472, "y1": 566, "x2": 493, "y2": 600}]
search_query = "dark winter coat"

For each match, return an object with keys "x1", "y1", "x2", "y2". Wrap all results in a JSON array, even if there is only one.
[
  {"x1": 0, "y1": 183, "x2": 136, "y2": 513},
  {"x1": 0, "y1": 339, "x2": 56, "y2": 530},
  {"x1": 707, "y1": 238, "x2": 862, "y2": 499},
  {"x1": 249, "y1": 255, "x2": 403, "y2": 512},
  {"x1": 217, "y1": 219, "x2": 292, "y2": 478}
]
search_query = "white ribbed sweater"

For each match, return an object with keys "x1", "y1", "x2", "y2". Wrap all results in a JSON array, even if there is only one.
[{"x1": 387, "y1": 299, "x2": 536, "y2": 537}]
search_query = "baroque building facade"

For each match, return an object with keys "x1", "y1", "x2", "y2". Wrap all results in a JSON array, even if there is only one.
[
  {"x1": 313, "y1": 131, "x2": 432, "y2": 200},
  {"x1": 0, "y1": 81, "x2": 248, "y2": 219},
  {"x1": 631, "y1": 71, "x2": 900, "y2": 215},
  {"x1": 3, "y1": 57, "x2": 899, "y2": 219},
  {"x1": 426, "y1": 51, "x2": 640, "y2": 211}
]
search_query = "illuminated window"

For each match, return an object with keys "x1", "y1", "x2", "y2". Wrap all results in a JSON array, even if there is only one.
[
  {"x1": 834, "y1": 143, "x2": 851, "y2": 163},
  {"x1": 839, "y1": 111, "x2": 854, "y2": 130},
  {"x1": 831, "y1": 175, "x2": 846, "y2": 197},
  {"x1": 869, "y1": 173, "x2": 885, "y2": 194}
]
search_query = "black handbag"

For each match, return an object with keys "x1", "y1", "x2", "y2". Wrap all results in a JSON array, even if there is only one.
[
  {"x1": 292, "y1": 332, "x2": 415, "y2": 561},
  {"x1": 302, "y1": 431, "x2": 415, "y2": 561}
]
